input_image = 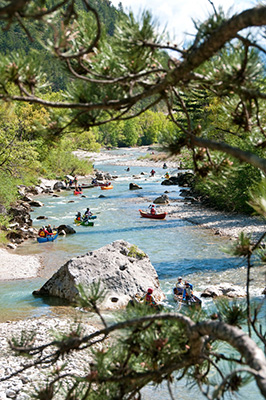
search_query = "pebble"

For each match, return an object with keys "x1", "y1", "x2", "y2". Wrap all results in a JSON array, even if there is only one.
[{"x1": 0, "y1": 317, "x2": 100, "y2": 399}]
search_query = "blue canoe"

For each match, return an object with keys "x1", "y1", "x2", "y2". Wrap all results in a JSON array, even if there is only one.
[{"x1": 37, "y1": 233, "x2": 58, "y2": 243}]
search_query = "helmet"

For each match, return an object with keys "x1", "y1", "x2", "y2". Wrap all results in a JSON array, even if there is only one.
[
  {"x1": 87, "y1": 208, "x2": 90, "y2": 210},
  {"x1": 147, "y1": 288, "x2": 153, "y2": 294},
  {"x1": 152, "y1": 204, "x2": 155, "y2": 207},
  {"x1": 178, "y1": 277, "x2": 182, "y2": 280}
]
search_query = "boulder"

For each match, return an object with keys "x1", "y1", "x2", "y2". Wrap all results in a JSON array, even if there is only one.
[
  {"x1": 21, "y1": 195, "x2": 33, "y2": 202},
  {"x1": 57, "y1": 225, "x2": 76, "y2": 235},
  {"x1": 33, "y1": 240, "x2": 165, "y2": 310},
  {"x1": 29, "y1": 200, "x2": 44, "y2": 207},
  {"x1": 53, "y1": 181, "x2": 65, "y2": 190},
  {"x1": 154, "y1": 194, "x2": 169, "y2": 204},
  {"x1": 95, "y1": 171, "x2": 112, "y2": 181},
  {"x1": 161, "y1": 172, "x2": 195, "y2": 187},
  {"x1": 201, "y1": 283, "x2": 246, "y2": 298},
  {"x1": 129, "y1": 183, "x2": 142, "y2": 190}
]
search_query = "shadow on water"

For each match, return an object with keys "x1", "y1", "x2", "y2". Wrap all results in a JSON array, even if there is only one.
[
  {"x1": 154, "y1": 256, "x2": 241, "y2": 279},
  {"x1": 74, "y1": 219, "x2": 183, "y2": 237}
]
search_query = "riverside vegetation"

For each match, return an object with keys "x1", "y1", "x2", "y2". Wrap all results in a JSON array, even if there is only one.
[{"x1": 1, "y1": 1, "x2": 266, "y2": 399}]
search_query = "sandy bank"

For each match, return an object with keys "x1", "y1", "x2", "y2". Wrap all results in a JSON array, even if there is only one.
[{"x1": 0, "y1": 249, "x2": 41, "y2": 280}]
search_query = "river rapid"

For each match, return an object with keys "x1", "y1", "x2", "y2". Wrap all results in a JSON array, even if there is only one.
[{"x1": 0, "y1": 148, "x2": 265, "y2": 399}]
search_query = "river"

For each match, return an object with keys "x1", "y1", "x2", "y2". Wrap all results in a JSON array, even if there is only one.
[{"x1": 0, "y1": 148, "x2": 265, "y2": 399}]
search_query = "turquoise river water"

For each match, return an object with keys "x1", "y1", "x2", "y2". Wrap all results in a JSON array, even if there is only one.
[{"x1": 0, "y1": 148, "x2": 265, "y2": 399}]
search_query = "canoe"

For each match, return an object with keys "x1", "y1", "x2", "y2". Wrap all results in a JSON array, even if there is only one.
[
  {"x1": 70, "y1": 184, "x2": 94, "y2": 189},
  {"x1": 74, "y1": 190, "x2": 83, "y2": 195},
  {"x1": 139, "y1": 209, "x2": 167, "y2": 220},
  {"x1": 74, "y1": 219, "x2": 94, "y2": 226},
  {"x1": 101, "y1": 185, "x2": 113, "y2": 190},
  {"x1": 173, "y1": 293, "x2": 202, "y2": 308},
  {"x1": 37, "y1": 233, "x2": 58, "y2": 243},
  {"x1": 92, "y1": 182, "x2": 109, "y2": 187}
]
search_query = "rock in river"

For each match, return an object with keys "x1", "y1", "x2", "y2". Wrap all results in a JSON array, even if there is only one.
[
  {"x1": 201, "y1": 283, "x2": 246, "y2": 298},
  {"x1": 33, "y1": 240, "x2": 165, "y2": 310}
]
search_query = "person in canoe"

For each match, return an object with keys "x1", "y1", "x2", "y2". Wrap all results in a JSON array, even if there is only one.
[
  {"x1": 148, "y1": 204, "x2": 156, "y2": 215},
  {"x1": 83, "y1": 208, "x2": 92, "y2": 222},
  {"x1": 38, "y1": 226, "x2": 53, "y2": 237},
  {"x1": 76, "y1": 212, "x2": 82, "y2": 221},
  {"x1": 46, "y1": 224, "x2": 53, "y2": 234},
  {"x1": 74, "y1": 176, "x2": 78, "y2": 190},
  {"x1": 173, "y1": 277, "x2": 185, "y2": 299},
  {"x1": 77, "y1": 184, "x2": 82, "y2": 192},
  {"x1": 182, "y1": 281, "x2": 194, "y2": 302},
  {"x1": 165, "y1": 172, "x2": 170, "y2": 179},
  {"x1": 150, "y1": 169, "x2": 156, "y2": 177},
  {"x1": 140, "y1": 288, "x2": 159, "y2": 309}
]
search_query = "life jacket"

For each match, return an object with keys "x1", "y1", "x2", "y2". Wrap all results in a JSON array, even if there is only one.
[
  {"x1": 150, "y1": 207, "x2": 156, "y2": 215},
  {"x1": 145, "y1": 294, "x2": 153, "y2": 304},
  {"x1": 39, "y1": 230, "x2": 45, "y2": 237}
]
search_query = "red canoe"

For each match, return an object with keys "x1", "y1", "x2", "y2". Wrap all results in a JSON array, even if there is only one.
[{"x1": 139, "y1": 209, "x2": 167, "y2": 219}]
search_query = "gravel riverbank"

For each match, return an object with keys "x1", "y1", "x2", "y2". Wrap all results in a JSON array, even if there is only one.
[{"x1": 0, "y1": 316, "x2": 102, "y2": 400}]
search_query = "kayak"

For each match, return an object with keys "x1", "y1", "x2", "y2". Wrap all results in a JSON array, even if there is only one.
[
  {"x1": 173, "y1": 293, "x2": 202, "y2": 308},
  {"x1": 74, "y1": 190, "x2": 83, "y2": 195},
  {"x1": 93, "y1": 182, "x2": 109, "y2": 187},
  {"x1": 139, "y1": 210, "x2": 167, "y2": 220},
  {"x1": 70, "y1": 184, "x2": 94, "y2": 189},
  {"x1": 37, "y1": 233, "x2": 58, "y2": 243},
  {"x1": 74, "y1": 219, "x2": 94, "y2": 226},
  {"x1": 82, "y1": 214, "x2": 97, "y2": 220},
  {"x1": 101, "y1": 185, "x2": 113, "y2": 190}
]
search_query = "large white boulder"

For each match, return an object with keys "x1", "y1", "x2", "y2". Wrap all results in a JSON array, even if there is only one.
[{"x1": 33, "y1": 240, "x2": 165, "y2": 310}]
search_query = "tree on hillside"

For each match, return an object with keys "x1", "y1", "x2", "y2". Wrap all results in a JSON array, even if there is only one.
[
  {"x1": 1, "y1": 1, "x2": 266, "y2": 398},
  {"x1": 0, "y1": 2, "x2": 266, "y2": 172}
]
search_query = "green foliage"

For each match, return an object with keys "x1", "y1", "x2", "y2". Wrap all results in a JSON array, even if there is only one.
[
  {"x1": 10, "y1": 330, "x2": 37, "y2": 356},
  {"x1": 40, "y1": 147, "x2": 93, "y2": 179},
  {"x1": 215, "y1": 299, "x2": 247, "y2": 327},
  {"x1": 128, "y1": 245, "x2": 146, "y2": 259},
  {"x1": 64, "y1": 129, "x2": 101, "y2": 152},
  {"x1": 76, "y1": 282, "x2": 107, "y2": 312},
  {"x1": 224, "y1": 232, "x2": 252, "y2": 257},
  {"x1": 248, "y1": 178, "x2": 266, "y2": 218},
  {"x1": 194, "y1": 161, "x2": 261, "y2": 214},
  {"x1": 0, "y1": 171, "x2": 38, "y2": 208}
]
